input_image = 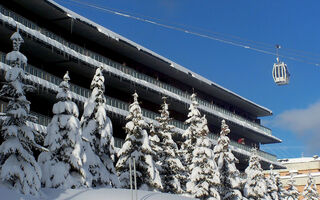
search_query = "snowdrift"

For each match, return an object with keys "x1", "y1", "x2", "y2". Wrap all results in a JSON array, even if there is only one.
[{"x1": 0, "y1": 186, "x2": 197, "y2": 200}]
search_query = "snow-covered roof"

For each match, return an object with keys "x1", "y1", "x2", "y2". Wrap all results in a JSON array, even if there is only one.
[
  {"x1": 280, "y1": 172, "x2": 320, "y2": 179},
  {"x1": 11, "y1": 0, "x2": 272, "y2": 117},
  {"x1": 278, "y1": 156, "x2": 320, "y2": 164}
]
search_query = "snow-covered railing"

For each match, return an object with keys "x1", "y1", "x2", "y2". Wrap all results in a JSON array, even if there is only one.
[
  {"x1": 0, "y1": 101, "x2": 277, "y2": 163},
  {"x1": 207, "y1": 133, "x2": 278, "y2": 163},
  {"x1": 0, "y1": 52, "x2": 186, "y2": 130},
  {"x1": 0, "y1": 5, "x2": 274, "y2": 139}
]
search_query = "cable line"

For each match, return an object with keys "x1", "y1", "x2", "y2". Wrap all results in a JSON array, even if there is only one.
[{"x1": 59, "y1": 0, "x2": 320, "y2": 67}]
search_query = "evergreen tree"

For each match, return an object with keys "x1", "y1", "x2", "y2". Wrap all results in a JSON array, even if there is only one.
[
  {"x1": 302, "y1": 173, "x2": 319, "y2": 200},
  {"x1": 186, "y1": 115, "x2": 220, "y2": 200},
  {"x1": 285, "y1": 173, "x2": 299, "y2": 200},
  {"x1": 0, "y1": 30, "x2": 42, "y2": 196},
  {"x1": 244, "y1": 148, "x2": 268, "y2": 200},
  {"x1": 156, "y1": 97, "x2": 184, "y2": 194},
  {"x1": 38, "y1": 71, "x2": 86, "y2": 189},
  {"x1": 266, "y1": 164, "x2": 286, "y2": 200},
  {"x1": 180, "y1": 93, "x2": 202, "y2": 191},
  {"x1": 148, "y1": 123, "x2": 162, "y2": 172},
  {"x1": 213, "y1": 119, "x2": 242, "y2": 200},
  {"x1": 80, "y1": 66, "x2": 120, "y2": 187},
  {"x1": 116, "y1": 92, "x2": 162, "y2": 191}
]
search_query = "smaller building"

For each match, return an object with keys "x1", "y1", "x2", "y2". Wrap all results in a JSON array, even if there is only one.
[{"x1": 266, "y1": 156, "x2": 320, "y2": 199}]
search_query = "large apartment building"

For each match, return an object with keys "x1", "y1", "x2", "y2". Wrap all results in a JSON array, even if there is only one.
[{"x1": 0, "y1": 0, "x2": 283, "y2": 170}]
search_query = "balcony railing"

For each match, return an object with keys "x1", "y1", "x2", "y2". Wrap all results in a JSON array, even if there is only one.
[
  {"x1": 0, "y1": 53, "x2": 187, "y2": 130},
  {"x1": 0, "y1": 99, "x2": 277, "y2": 162},
  {"x1": 0, "y1": 5, "x2": 272, "y2": 137},
  {"x1": 114, "y1": 134, "x2": 277, "y2": 162}
]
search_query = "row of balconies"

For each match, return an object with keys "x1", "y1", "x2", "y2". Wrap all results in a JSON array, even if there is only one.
[
  {"x1": 0, "y1": 60, "x2": 277, "y2": 163},
  {"x1": 0, "y1": 4, "x2": 273, "y2": 137},
  {"x1": 0, "y1": 102, "x2": 277, "y2": 163}
]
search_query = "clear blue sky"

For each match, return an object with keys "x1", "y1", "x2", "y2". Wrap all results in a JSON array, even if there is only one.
[{"x1": 55, "y1": 0, "x2": 320, "y2": 158}]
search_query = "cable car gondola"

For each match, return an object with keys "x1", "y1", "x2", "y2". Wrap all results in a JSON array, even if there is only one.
[{"x1": 272, "y1": 45, "x2": 290, "y2": 85}]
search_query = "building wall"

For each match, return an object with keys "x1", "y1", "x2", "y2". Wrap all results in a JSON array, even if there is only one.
[{"x1": 266, "y1": 158, "x2": 320, "y2": 199}]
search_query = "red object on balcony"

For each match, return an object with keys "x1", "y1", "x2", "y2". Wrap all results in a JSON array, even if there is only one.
[{"x1": 238, "y1": 138, "x2": 245, "y2": 144}]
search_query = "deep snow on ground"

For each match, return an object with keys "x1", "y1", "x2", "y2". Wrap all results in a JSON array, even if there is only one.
[{"x1": 0, "y1": 186, "x2": 197, "y2": 200}]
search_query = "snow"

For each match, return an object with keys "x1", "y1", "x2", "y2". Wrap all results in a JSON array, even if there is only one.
[
  {"x1": 0, "y1": 186, "x2": 196, "y2": 200},
  {"x1": 0, "y1": 30, "x2": 42, "y2": 196},
  {"x1": 302, "y1": 174, "x2": 320, "y2": 200},
  {"x1": 116, "y1": 92, "x2": 162, "y2": 191},
  {"x1": 285, "y1": 174, "x2": 300, "y2": 200},
  {"x1": 213, "y1": 120, "x2": 242, "y2": 200},
  {"x1": 151, "y1": 97, "x2": 185, "y2": 194},
  {"x1": 45, "y1": 0, "x2": 272, "y2": 117},
  {"x1": 244, "y1": 148, "x2": 267, "y2": 199},
  {"x1": 80, "y1": 66, "x2": 120, "y2": 187},
  {"x1": 186, "y1": 116, "x2": 220, "y2": 200},
  {"x1": 0, "y1": 10, "x2": 277, "y2": 140},
  {"x1": 0, "y1": 57, "x2": 279, "y2": 167},
  {"x1": 266, "y1": 164, "x2": 287, "y2": 200},
  {"x1": 279, "y1": 156, "x2": 320, "y2": 164},
  {"x1": 38, "y1": 71, "x2": 86, "y2": 189}
]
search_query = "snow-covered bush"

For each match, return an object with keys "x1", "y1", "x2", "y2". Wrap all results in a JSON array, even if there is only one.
[
  {"x1": 213, "y1": 120, "x2": 242, "y2": 200},
  {"x1": 116, "y1": 92, "x2": 162, "y2": 191},
  {"x1": 38, "y1": 71, "x2": 86, "y2": 189},
  {"x1": 244, "y1": 148, "x2": 267, "y2": 199},
  {"x1": 0, "y1": 30, "x2": 42, "y2": 196},
  {"x1": 155, "y1": 97, "x2": 184, "y2": 194},
  {"x1": 80, "y1": 66, "x2": 120, "y2": 187},
  {"x1": 186, "y1": 115, "x2": 220, "y2": 200},
  {"x1": 302, "y1": 173, "x2": 319, "y2": 200}
]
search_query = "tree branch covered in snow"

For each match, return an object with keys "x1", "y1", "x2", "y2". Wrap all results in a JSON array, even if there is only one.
[
  {"x1": 285, "y1": 173, "x2": 299, "y2": 200},
  {"x1": 80, "y1": 66, "x2": 120, "y2": 188},
  {"x1": 38, "y1": 71, "x2": 86, "y2": 189},
  {"x1": 213, "y1": 120, "x2": 242, "y2": 200},
  {"x1": 180, "y1": 93, "x2": 202, "y2": 192},
  {"x1": 266, "y1": 164, "x2": 286, "y2": 200},
  {"x1": 244, "y1": 148, "x2": 267, "y2": 199},
  {"x1": 154, "y1": 97, "x2": 184, "y2": 194},
  {"x1": 187, "y1": 115, "x2": 220, "y2": 200},
  {"x1": 0, "y1": 30, "x2": 42, "y2": 196},
  {"x1": 116, "y1": 92, "x2": 162, "y2": 191},
  {"x1": 302, "y1": 173, "x2": 319, "y2": 200}
]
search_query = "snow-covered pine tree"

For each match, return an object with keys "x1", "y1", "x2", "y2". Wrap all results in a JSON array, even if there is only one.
[
  {"x1": 213, "y1": 119, "x2": 242, "y2": 200},
  {"x1": 38, "y1": 71, "x2": 86, "y2": 189},
  {"x1": 155, "y1": 97, "x2": 184, "y2": 194},
  {"x1": 266, "y1": 164, "x2": 286, "y2": 200},
  {"x1": 186, "y1": 115, "x2": 220, "y2": 200},
  {"x1": 302, "y1": 173, "x2": 319, "y2": 200},
  {"x1": 148, "y1": 123, "x2": 162, "y2": 171},
  {"x1": 285, "y1": 173, "x2": 299, "y2": 200},
  {"x1": 80, "y1": 66, "x2": 120, "y2": 188},
  {"x1": 0, "y1": 30, "x2": 42, "y2": 196},
  {"x1": 180, "y1": 93, "x2": 202, "y2": 191},
  {"x1": 116, "y1": 92, "x2": 162, "y2": 191},
  {"x1": 244, "y1": 148, "x2": 268, "y2": 200}
]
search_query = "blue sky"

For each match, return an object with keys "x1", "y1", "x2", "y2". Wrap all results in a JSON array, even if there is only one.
[{"x1": 55, "y1": 0, "x2": 320, "y2": 158}]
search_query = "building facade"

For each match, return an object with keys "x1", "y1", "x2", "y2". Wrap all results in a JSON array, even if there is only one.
[
  {"x1": 0, "y1": 0, "x2": 282, "y2": 170},
  {"x1": 274, "y1": 157, "x2": 320, "y2": 199}
]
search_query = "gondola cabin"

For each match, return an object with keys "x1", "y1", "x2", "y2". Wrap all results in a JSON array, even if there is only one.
[{"x1": 272, "y1": 61, "x2": 290, "y2": 85}]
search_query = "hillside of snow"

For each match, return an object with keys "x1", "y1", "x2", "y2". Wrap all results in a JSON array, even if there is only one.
[{"x1": 0, "y1": 186, "x2": 197, "y2": 200}]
